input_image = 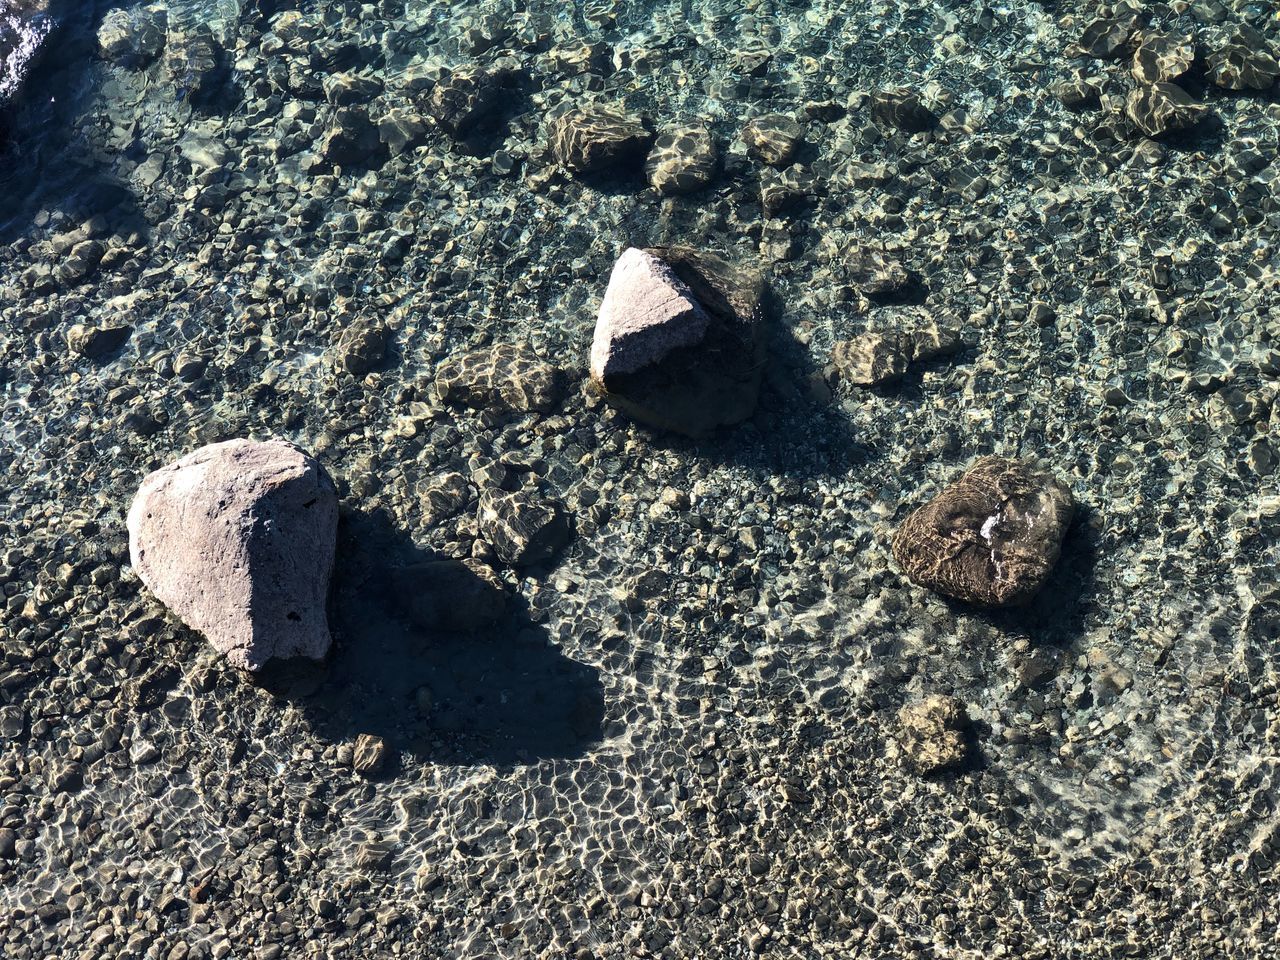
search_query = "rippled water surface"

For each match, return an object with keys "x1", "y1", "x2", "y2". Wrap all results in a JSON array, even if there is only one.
[{"x1": 2, "y1": 0, "x2": 1280, "y2": 957}]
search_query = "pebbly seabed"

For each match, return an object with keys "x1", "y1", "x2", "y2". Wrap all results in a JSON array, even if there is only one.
[{"x1": 2, "y1": 0, "x2": 1280, "y2": 957}]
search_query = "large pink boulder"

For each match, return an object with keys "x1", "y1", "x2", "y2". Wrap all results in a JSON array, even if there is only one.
[
  {"x1": 590, "y1": 247, "x2": 710, "y2": 385},
  {"x1": 127, "y1": 438, "x2": 339, "y2": 671}
]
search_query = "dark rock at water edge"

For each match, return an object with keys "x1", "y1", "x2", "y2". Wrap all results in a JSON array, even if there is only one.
[
  {"x1": 893, "y1": 456, "x2": 1074, "y2": 607},
  {"x1": 590, "y1": 246, "x2": 768, "y2": 439},
  {"x1": 0, "y1": 0, "x2": 53, "y2": 108}
]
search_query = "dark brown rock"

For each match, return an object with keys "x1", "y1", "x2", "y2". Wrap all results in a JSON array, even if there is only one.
[
  {"x1": 831, "y1": 334, "x2": 910, "y2": 386},
  {"x1": 870, "y1": 89, "x2": 937, "y2": 133},
  {"x1": 897, "y1": 695, "x2": 972, "y2": 774},
  {"x1": 1072, "y1": 15, "x2": 1140, "y2": 60},
  {"x1": 892, "y1": 457, "x2": 1074, "y2": 607},
  {"x1": 478, "y1": 490, "x2": 572, "y2": 566},
  {"x1": 741, "y1": 113, "x2": 804, "y2": 166},
  {"x1": 1206, "y1": 26, "x2": 1280, "y2": 91}
]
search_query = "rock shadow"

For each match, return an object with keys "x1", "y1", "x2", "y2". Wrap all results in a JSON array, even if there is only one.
[
  {"x1": 256, "y1": 506, "x2": 605, "y2": 768},
  {"x1": 945, "y1": 501, "x2": 1101, "y2": 654}
]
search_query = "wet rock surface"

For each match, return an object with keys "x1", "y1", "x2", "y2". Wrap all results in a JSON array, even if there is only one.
[
  {"x1": 127, "y1": 439, "x2": 339, "y2": 670},
  {"x1": 0, "y1": 0, "x2": 52, "y2": 106},
  {"x1": 1127, "y1": 81, "x2": 1210, "y2": 138},
  {"x1": 478, "y1": 489, "x2": 572, "y2": 566},
  {"x1": 1207, "y1": 26, "x2": 1280, "y2": 91},
  {"x1": 741, "y1": 112, "x2": 804, "y2": 166},
  {"x1": 645, "y1": 123, "x2": 717, "y2": 194},
  {"x1": 893, "y1": 457, "x2": 1075, "y2": 607}
]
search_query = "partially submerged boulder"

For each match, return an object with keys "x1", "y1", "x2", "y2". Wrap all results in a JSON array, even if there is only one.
[
  {"x1": 892, "y1": 457, "x2": 1074, "y2": 607},
  {"x1": 589, "y1": 246, "x2": 767, "y2": 438},
  {"x1": 127, "y1": 438, "x2": 339, "y2": 671}
]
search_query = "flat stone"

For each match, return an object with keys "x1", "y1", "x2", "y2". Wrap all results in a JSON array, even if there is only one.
[
  {"x1": 741, "y1": 113, "x2": 804, "y2": 166},
  {"x1": 550, "y1": 105, "x2": 653, "y2": 175},
  {"x1": 898, "y1": 695, "x2": 972, "y2": 775},
  {"x1": 645, "y1": 124, "x2": 718, "y2": 194},
  {"x1": 591, "y1": 247, "x2": 711, "y2": 384},
  {"x1": 435, "y1": 342, "x2": 565, "y2": 414},
  {"x1": 1127, "y1": 82, "x2": 1210, "y2": 138},
  {"x1": 127, "y1": 438, "x2": 339, "y2": 671},
  {"x1": 893, "y1": 456, "x2": 1074, "y2": 607}
]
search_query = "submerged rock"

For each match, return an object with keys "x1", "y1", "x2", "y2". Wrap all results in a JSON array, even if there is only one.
[
  {"x1": 66, "y1": 322, "x2": 131, "y2": 359},
  {"x1": 426, "y1": 66, "x2": 507, "y2": 138},
  {"x1": 1072, "y1": 15, "x2": 1140, "y2": 60},
  {"x1": 478, "y1": 490, "x2": 572, "y2": 567},
  {"x1": 1206, "y1": 26, "x2": 1280, "y2": 91},
  {"x1": 435, "y1": 342, "x2": 565, "y2": 414},
  {"x1": 352, "y1": 734, "x2": 386, "y2": 777},
  {"x1": 741, "y1": 113, "x2": 804, "y2": 166},
  {"x1": 127, "y1": 438, "x2": 339, "y2": 671},
  {"x1": 589, "y1": 246, "x2": 767, "y2": 438},
  {"x1": 870, "y1": 89, "x2": 937, "y2": 133},
  {"x1": 897, "y1": 696, "x2": 972, "y2": 775},
  {"x1": 551, "y1": 105, "x2": 654, "y2": 175},
  {"x1": 97, "y1": 5, "x2": 166, "y2": 67},
  {"x1": 847, "y1": 247, "x2": 909, "y2": 296},
  {"x1": 1126, "y1": 81, "x2": 1210, "y2": 138},
  {"x1": 1131, "y1": 30, "x2": 1194, "y2": 85},
  {"x1": 893, "y1": 456, "x2": 1074, "y2": 607},
  {"x1": 831, "y1": 333, "x2": 910, "y2": 386},
  {"x1": 334, "y1": 318, "x2": 388, "y2": 375},
  {"x1": 645, "y1": 124, "x2": 718, "y2": 194}
]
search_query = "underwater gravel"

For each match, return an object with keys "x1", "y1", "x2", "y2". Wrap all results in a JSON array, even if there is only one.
[{"x1": 1, "y1": 0, "x2": 1280, "y2": 957}]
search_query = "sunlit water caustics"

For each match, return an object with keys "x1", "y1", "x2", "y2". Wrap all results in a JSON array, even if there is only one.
[{"x1": 1, "y1": 0, "x2": 1280, "y2": 956}]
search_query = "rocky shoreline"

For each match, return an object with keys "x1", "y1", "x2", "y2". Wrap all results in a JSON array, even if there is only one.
[{"x1": 2, "y1": 0, "x2": 1280, "y2": 957}]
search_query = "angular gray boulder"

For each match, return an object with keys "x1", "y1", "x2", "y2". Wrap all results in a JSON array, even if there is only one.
[
  {"x1": 127, "y1": 438, "x2": 338, "y2": 671},
  {"x1": 591, "y1": 247, "x2": 710, "y2": 383}
]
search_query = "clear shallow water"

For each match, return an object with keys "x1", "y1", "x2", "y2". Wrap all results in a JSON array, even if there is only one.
[{"x1": 1, "y1": 0, "x2": 1280, "y2": 956}]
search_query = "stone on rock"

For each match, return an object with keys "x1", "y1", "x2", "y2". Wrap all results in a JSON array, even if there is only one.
[
  {"x1": 317, "y1": 107, "x2": 386, "y2": 168},
  {"x1": 588, "y1": 246, "x2": 767, "y2": 438},
  {"x1": 479, "y1": 490, "x2": 572, "y2": 567},
  {"x1": 645, "y1": 124, "x2": 718, "y2": 194},
  {"x1": 1206, "y1": 26, "x2": 1280, "y2": 91},
  {"x1": 127, "y1": 438, "x2": 339, "y2": 671},
  {"x1": 591, "y1": 247, "x2": 710, "y2": 383},
  {"x1": 435, "y1": 342, "x2": 566, "y2": 414},
  {"x1": 550, "y1": 105, "x2": 654, "y2": 175},
  {"x1": 897, "y1": 695, "x2": 972, "y2": 775},
  {"x1": 66, "y1": 322, "x2": 131, "y2": 359},
  {"x1": 741, "y1": 113, "x2": 804, "y2": 167},
  {"x1": 1126, "y1": 82, "x2": 1210, "y2": 138},
  {"x1": 392, "y1": 558, "x2": 508, "y2": 632},
  {"x1": 893, "y1": 456, "x2": 1074, "y2": 607}
]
